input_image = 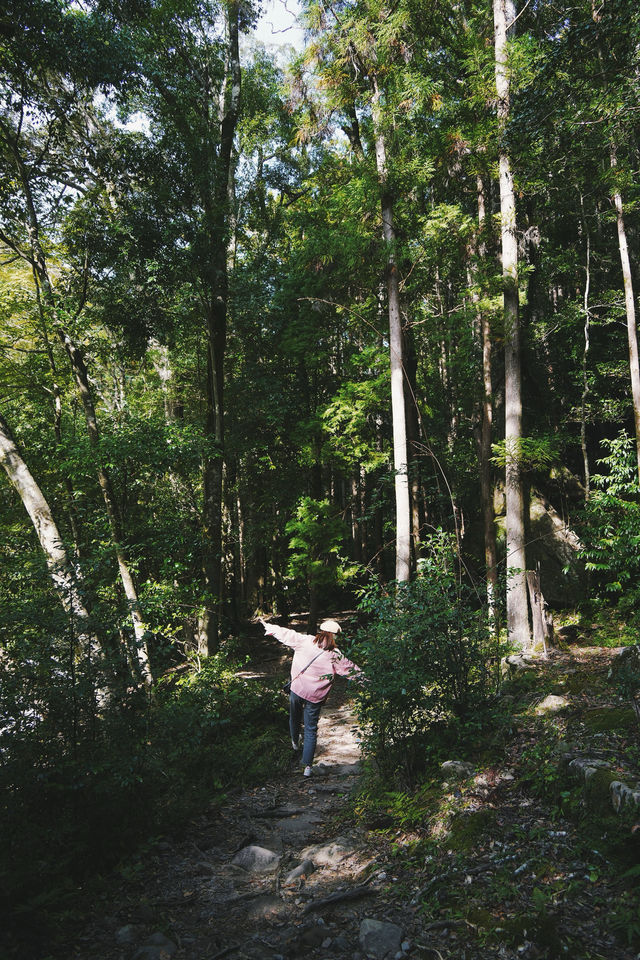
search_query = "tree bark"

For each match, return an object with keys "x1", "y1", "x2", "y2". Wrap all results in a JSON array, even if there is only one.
[
  {"x1": 0, "y1": 411, "x2": 101, "y2": 665},
  {"x1": 198, "y1": 0, "x2": 242, "y2": 653},
  {"x1": 493, "y1": 0, "x2": 530, "y2": 648},
  {"x1": 579, "y1": 195, "x2": 591, "y2": 500},
  {"x1": 472, "y1": 173, "x2": 499, "y2": 623},
  {"x1": 610, "y1": 145, "x2": 640, "y2": 487},
  {"x1": 371, "y1": 75, "x2": 411, "y2": 583},
  {"x1": 403, "y1": 322, "x2": 422, "y2": 559}
]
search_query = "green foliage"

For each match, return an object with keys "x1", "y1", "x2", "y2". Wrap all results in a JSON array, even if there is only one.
[
  {"x1": 611, "y1": 892, "x2": 640, "y2": 947},
  {"x1": 351, "y1": 532, "x2": 497, "y2": 785},
  {"x1": 0, "y1": 639, "x2": 285, "y2": 955},
  {"x1": 578, "y1": 432, "x2": 640, "y2": 616},
  {"x1": 286, "y1": 496, "x2": 349, "y2": 593},
  {"x1": 491, "y1": 436, "x2": 558, "y2": 473}
]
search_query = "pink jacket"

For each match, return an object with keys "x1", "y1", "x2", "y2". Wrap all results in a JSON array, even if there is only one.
[{"x1": 268, "y1": 624, "x2": 362, "y2": 703}]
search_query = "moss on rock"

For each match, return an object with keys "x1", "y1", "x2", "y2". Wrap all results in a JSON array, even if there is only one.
[
  {"x1": 584, "y1": 766, "x2": 619, "y2": 807},
  {"x1": 583, "y1": 706, "x2": 636, "y2": 732},
  {"x1": 448, "y1": 809, "x2": 497, "y2": 851}
]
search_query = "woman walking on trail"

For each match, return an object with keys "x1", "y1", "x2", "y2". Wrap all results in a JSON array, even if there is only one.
[{"x1": 260, "y1": 618, "x2": 363, "y2": 777}]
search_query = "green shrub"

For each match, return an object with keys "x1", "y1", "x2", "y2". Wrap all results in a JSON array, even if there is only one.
[
  {"x1": 0, "y1": 647, "x2": 284, "y2": 958},
  {"x1": 350, "y1": 531, "x2": 498, "y2": 785},
  {"x1": 578, "y1": 431, "x2": 640, "y2": 619}
]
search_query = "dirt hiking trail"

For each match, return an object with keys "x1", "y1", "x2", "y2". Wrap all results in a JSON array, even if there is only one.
[{"x1": 71, "y1": 639, "x2": 640, "y2": 960}]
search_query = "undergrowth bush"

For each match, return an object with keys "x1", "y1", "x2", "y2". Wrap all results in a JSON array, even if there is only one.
[
  {"x1": 0, "y1": 648, "x2": 284, "y2": 958},
  {"x1": 578, "y1": 431, "x2": 640, "y2": 621},
  {"x1": 350, "y1": 531, "x2": 500, "y2": 785}
]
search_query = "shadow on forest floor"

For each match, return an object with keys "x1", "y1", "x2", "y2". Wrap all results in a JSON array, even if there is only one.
[{"x1": 62, "y1": 635, "x2": 640, "y2": 960}]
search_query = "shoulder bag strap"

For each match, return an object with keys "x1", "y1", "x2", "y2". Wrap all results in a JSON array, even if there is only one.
[{"x1": 291, "y1": 651, "x2": 324, "y2": 684}]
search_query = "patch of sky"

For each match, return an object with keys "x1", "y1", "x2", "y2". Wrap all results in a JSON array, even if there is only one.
[{"x1": 248, "y1": 0, "x2": 304, "y2": 58}]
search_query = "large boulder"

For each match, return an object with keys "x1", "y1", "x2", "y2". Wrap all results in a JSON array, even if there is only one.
[
  {"x1": 493, "y1": 485, "x2": 586, "y2": 607},
  {"x1": 359, "y1": 919, "x2": 403, "y2": 959}
]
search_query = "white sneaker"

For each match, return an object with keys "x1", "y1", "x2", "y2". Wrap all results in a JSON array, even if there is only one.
[
  {"x1": 303, "y1": 765, "x2": 312, "y2": 777},
  {"x1": 291, "y1": 739, "x2": 299, "y2": 750}
]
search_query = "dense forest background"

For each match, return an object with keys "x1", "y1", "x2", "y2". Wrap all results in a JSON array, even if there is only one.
[{"x1": 1, "y1": 0, "x2": 640, "y2": 952}]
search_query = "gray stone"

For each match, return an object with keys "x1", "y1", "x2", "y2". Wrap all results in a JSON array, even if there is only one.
[
  {"x1": 132, "y1": 933, "x2": 177, "y2": 960},
  {"x1": 232, "y1": 844, "x2": 281, "y2": 873},
  {"x1": 535, "y1": 694, "x2": 570, "y2": 715},
  {"x1": 115, "y1": 924, "x2": 143, "y2": 945},
  {"x1": 333, "y1": 935, "x2": 351, "y2": 950},
  {"x1": 300, "y1": 837, "x2": 355, "y2": 867},
  {"x1": 440, "y1": 760, "x2": 474, "y2": 780},
  {"x1": 359, "y1": 919, "x2": 403, "y2": 960},
  {"x1": 284, "y1": 859, "x2": 316, "y2": 884},
  {"x1": 501, "y1": 654, "x2": 535, "y2": 678},
  {"x1": 610, "y1": 780, "x2": 640, "y2": 813},
  {"x1": 275, "y1": 809, "x2": 324, "y2": 841},
  {"x1": 608, "y1": 645, "x2": 640, "y2": 679},
  {"x1": 567, "y1": 757, "x2": 611, "y2": 783}
]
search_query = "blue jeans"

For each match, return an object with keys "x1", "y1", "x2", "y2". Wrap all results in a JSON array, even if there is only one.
[{"x1": 289, "y1": 690, "x2": 323, "y2": 766}]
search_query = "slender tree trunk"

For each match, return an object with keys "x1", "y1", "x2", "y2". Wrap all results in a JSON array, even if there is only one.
[
  {"x1": 371, "y1": 76, "x2": 411, "y2": 582},
  {"x1": 198, "y1": 2, "x2": 241, "y2": 652},
  {"x1": 403, "y1": 323, "x2": 422, "y2": 558},
  {"x1": 472, "y1": 173, "x2": 499, "y2": 622},
  {"x1": 199, "y1": 311, "x2": 226, "y2": 655},
  {"x1": 350, "y1": 474, "x2": 362, "y2": 563},
  {"x1": 579, "y1": 195, "x2": 591, "y2": 500},
  {"x1": 359, "y1": 464, "x2": 368, "y2": 560},
  {"x1": 0, "y1": 411, "x2": 101, "y2": 664},
  {"x1": 494, "y1": 0, "x2": 530, "y2": 649},
  {"x1": 610, "y1": 145, "x2": 640, "y2": 486}
]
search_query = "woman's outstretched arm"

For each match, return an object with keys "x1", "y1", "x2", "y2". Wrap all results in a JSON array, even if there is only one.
[{"x1": 260, "y1": 619, "x2": 310, "y2": 649}]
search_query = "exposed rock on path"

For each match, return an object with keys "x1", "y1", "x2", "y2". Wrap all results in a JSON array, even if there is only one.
[
  {"x1": 71, "y1": 673, "x2": 389, "y2": 960},
  {"x1": 70, "y1": 641, "x2": 640, "y2": 960}
]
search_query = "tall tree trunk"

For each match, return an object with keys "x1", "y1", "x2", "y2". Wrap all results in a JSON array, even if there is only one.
[
  {"x1": 0, "y1": 411, "x2": 102, "y2": 666},
  {"x1": 472, "y1": 173, "x2": 499, "y2": 623},
  {"x1": 610, "y1": 145, "x2": 640, "y2": 486},
  {"x1": 199, "y1": 308, "x2": 226, "y2": 655},
  {"x1": 351, "y1": 474, "x2": 362, "y2": 563},
  {"x1": 403, "y1": 323, "x2": 422, "y2": 559},
  {"x1": 198, "y1": 1, "x2": 242, "y2": 653},
  {"x1": 579, "y1": 194, "x2": 592, "y2": 500},
  {"x1": 493, "y1": 0, "x2": 530, "y2": 649},
  {"x1": 371, "y1": 75, "x2": 411, "y2": 582}
]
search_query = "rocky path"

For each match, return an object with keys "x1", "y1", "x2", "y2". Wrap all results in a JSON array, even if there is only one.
[
  {"x1": 72, "y1": 679, "x2": 411, "y2": 960},
  {"x1": 70, "y1": 643, "x2": 640, "y2": 960}
]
